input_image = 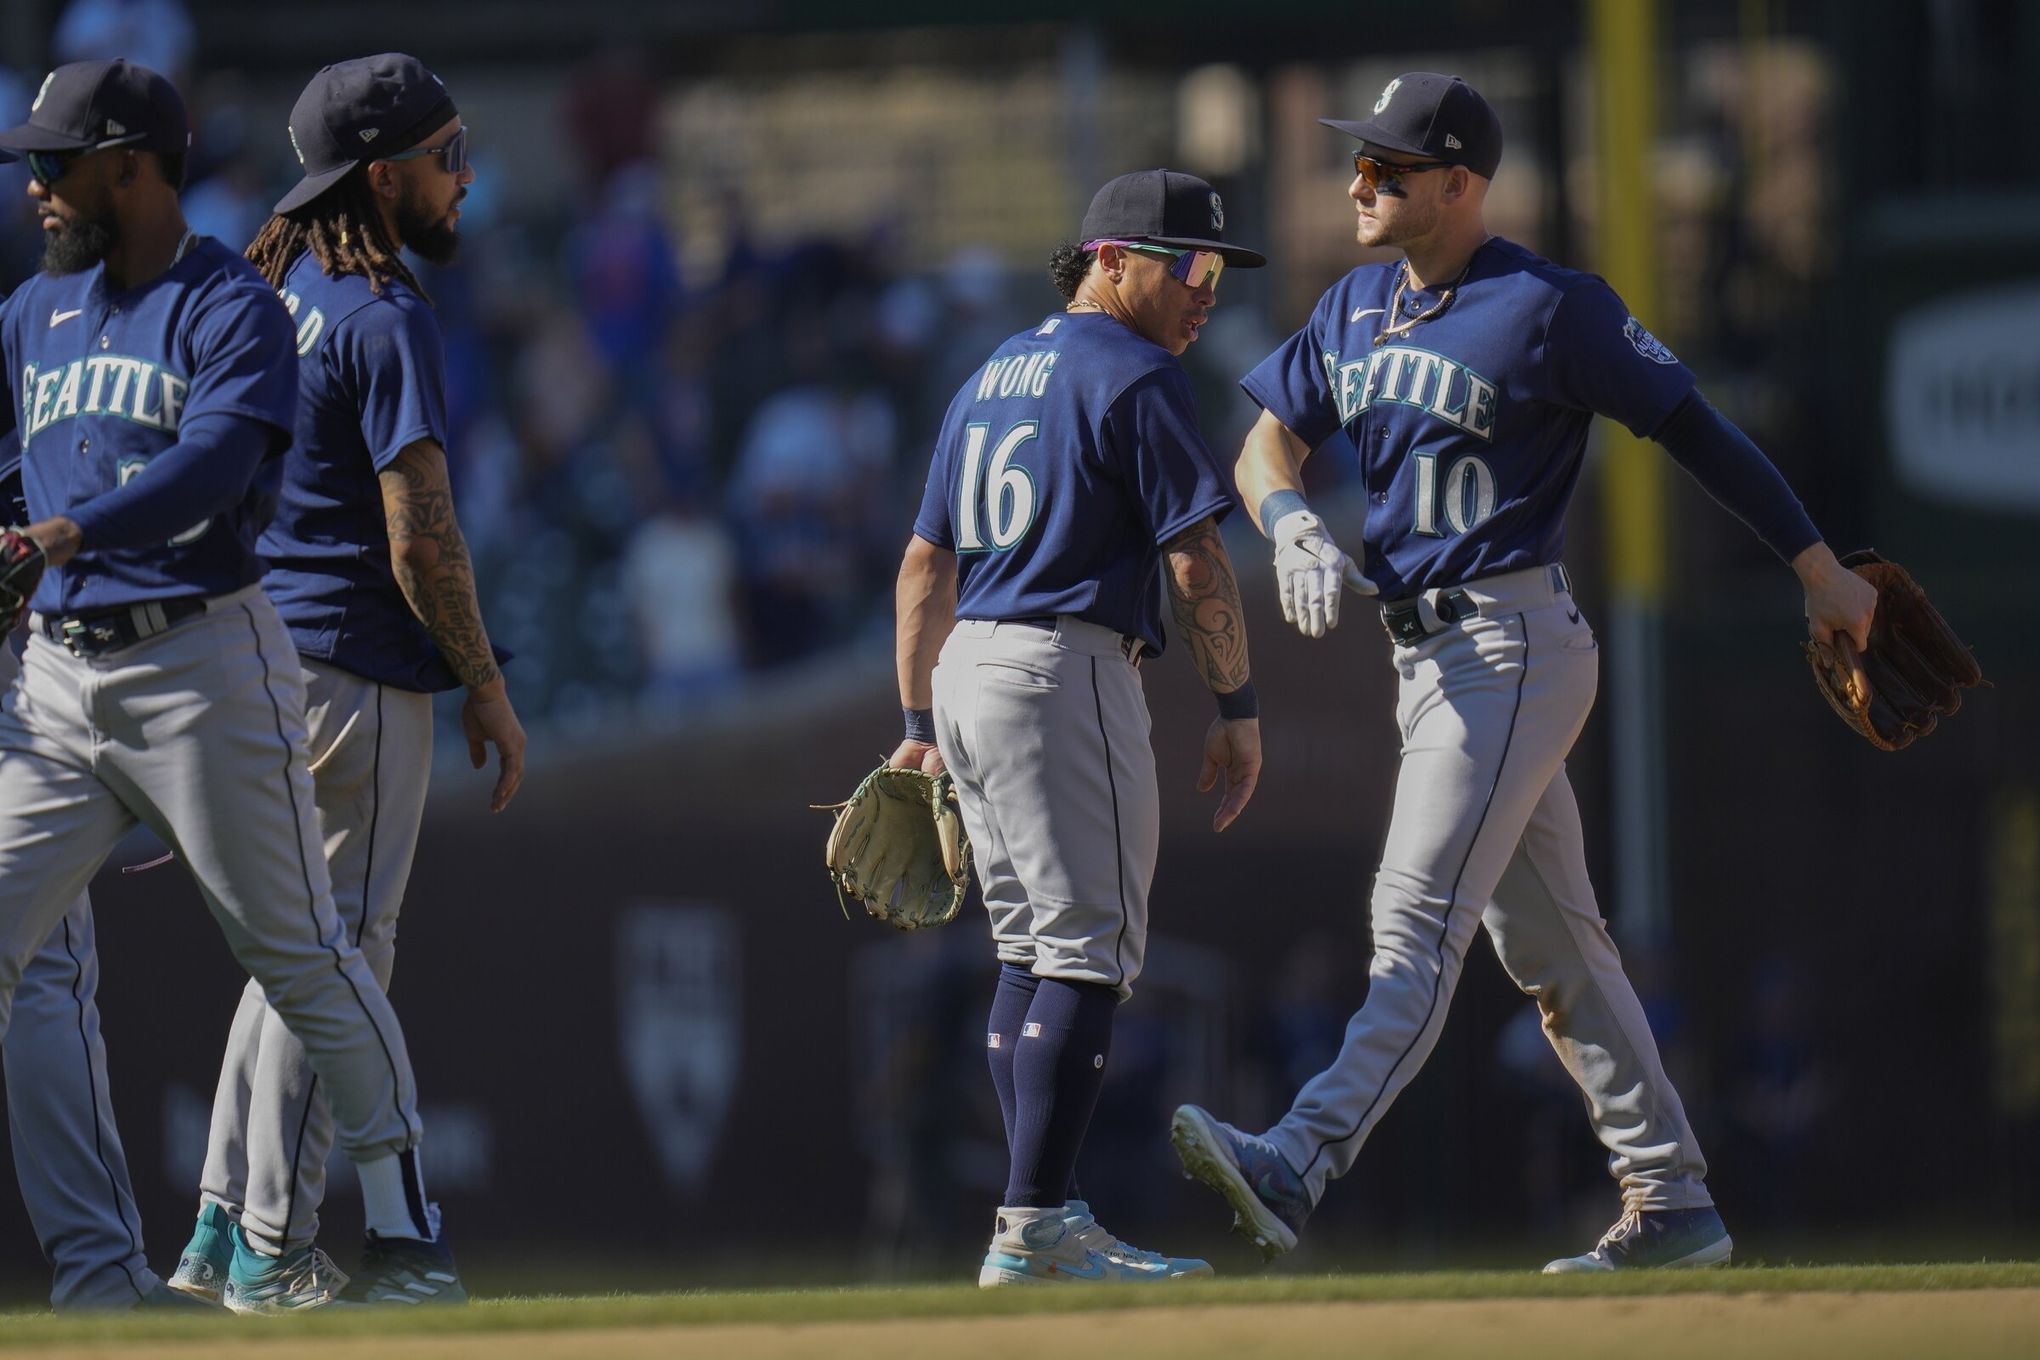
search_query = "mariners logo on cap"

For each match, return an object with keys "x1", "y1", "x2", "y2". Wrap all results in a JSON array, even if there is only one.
[
  {"x1": 1209, "y1": 191, "x2": 1224, "y2": 231},
  {"x1": 1374, "y1": 77, "x2": 1402, "y2": 114},
  {"x1": 32, "y1": 72, "x2": 53, "y2": 112},
  {"x1": 288, "y1": 125, "x2": 304, "y2": 164}
]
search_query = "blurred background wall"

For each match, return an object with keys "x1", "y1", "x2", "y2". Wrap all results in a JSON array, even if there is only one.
[{"x1": 0, "y1": 0, "x2": 2035, "y2": 1294}]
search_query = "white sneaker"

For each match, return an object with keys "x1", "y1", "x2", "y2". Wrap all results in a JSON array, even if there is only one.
[
  {"x1": 1065, "y1": 1200, "x2": 1213, "y2": 1279},
  {"x1": 979, "y1": 1205, "x2": 1110, "y2": 1287}
]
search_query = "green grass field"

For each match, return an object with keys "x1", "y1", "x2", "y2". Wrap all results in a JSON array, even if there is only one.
[{"x1": 5, "y1": 1263, "x2": 2038, "y2": 1359}]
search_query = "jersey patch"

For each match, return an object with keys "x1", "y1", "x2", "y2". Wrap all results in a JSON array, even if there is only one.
[{"x1": 1623, "y1": 316, "x2": 1679, "y2": 365}]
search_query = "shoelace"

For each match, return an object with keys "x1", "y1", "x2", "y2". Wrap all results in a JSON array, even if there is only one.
[
  {"x1": 274, "y1": 1247, "x2": 348, "y2": 1294},
  {"x1": 1597, "y1": 1209, "x2": 1644, "y2": 1253},
  {"x1": 1069, "y1": 1214, "x2": 1168, "y2": 1267}
]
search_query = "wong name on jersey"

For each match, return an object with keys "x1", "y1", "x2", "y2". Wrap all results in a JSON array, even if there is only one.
[
  {"x1": 1322, "y1": 344, "x2": 1496, "y2": 440},
  {"x1": 19, "y1": 355, "x2": 188, "y2": 444}
]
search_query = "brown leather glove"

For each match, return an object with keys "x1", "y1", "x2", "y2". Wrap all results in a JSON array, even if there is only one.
[{"x1": 1805, "y1": 550, "x2": 1983, "y2": 751}]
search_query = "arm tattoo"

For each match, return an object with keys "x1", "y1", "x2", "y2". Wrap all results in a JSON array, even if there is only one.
[
  {"x1": 381, "y1": 440, "x2": 500, "y2": 690},
  {"x1": 1163, "y1": 517, "x2": 1251, "y2": 693}
]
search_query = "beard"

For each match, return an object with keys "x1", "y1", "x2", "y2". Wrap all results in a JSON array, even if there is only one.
[
  {"x1": 395, "y1": 183, "x2": 461, "y2": 266},
  {"x1": 41, "y1": 211, "x2": 118, "y2": 274}
]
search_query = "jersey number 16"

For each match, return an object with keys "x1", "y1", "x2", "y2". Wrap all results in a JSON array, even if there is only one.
[{"x1": 955, "y1": 421, "x2": 1039, "y2": 553}]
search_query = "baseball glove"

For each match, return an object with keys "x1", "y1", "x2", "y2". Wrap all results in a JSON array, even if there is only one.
[
  {"x1": 816, "y1": 763, "x2": 971, "y2": 929},
  {"x1": 1804, "y1": 549, "x2": 1983, "y2": 751},
  {"x1": 0, "y1": 528, "x2": 45, "y2": 632}
]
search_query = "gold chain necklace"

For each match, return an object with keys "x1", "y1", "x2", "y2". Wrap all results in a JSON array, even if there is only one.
[{"x1": 1371, "y1": 246, "x2": 1484, "y2": 347}]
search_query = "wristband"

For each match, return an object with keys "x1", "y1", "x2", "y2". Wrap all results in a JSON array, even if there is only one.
[
  {"x1": 902, "y1": 706, "x2": 937, "y2": 744},
  {"x1": 1215, "y1": 681, "x2": 1259, "y2": 721}
]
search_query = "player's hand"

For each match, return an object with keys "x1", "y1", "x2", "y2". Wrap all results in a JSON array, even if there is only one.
[
  {"x1": 1272, "y1": 509, "x2": 1377, "y2": 639},
  {"x1": 888, "y1": 737, "x2": 946, "y2": 776},
  {"x1": 1794, "y1": 542, "x2": 1878, "y2": 652},
  {"x1": 461, "y1": 678, "x2": 526, "y2": 813},
  {"x1": 1196, "y1": 716, "x2": 1261, "y2": 833}
]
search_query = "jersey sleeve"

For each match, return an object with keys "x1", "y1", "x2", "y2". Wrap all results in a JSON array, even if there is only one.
[
  {"x1": 910, "y1": 444, "x2": 954, "y2": 549},
  {"x1": 1240, "y1": 292, "x2": 1342, "y2": 450},
  {"x1": 340, "y1": 294, "x2": 451, "y2": 471},
  {"x1": 0, "y1": 290, "x2": 16, "y2": 448},
  {"x1": 1103, "y1": 365, "x2": 1234, "y2": 546},
  {"x1": 1544, "y1": 277, "x2": 1697, "y2": 437},
  {"x1": 181, "y1": 280, "x2": 299, "y2": 450}
]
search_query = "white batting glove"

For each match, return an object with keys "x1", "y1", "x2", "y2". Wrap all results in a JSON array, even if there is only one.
[{"x1": 1271, "y1": 509, "x2": 1377, "y2": 639}]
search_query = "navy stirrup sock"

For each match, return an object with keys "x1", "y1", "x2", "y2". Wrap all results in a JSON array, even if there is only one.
[
  {"x1": 1003, "y1": 977, "x2": 1118, "y2": 1208},
  {"x1": 986, "y1": 964, "x2": 1039, "y2": 1149}
]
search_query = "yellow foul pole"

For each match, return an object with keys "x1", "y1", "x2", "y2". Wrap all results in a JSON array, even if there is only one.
[
  {"x1": 1592, "y1": 0, "x2": 1667, "y2": 601},
  {"x1": 1589, "y1": 0, "x2": 1673, "y2": 948}
]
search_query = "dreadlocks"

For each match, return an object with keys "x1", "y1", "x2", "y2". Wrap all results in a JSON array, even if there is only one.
[{"x1": 245, "y1": 167, "x2": 427, "y2": 301}]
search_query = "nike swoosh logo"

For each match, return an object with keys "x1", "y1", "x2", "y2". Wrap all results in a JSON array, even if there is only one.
[
  {"x1": 1351, "y1": 307, "x2": 1385, "y2": 322},
  {"x1": 49, "y1": 308, "x2": 82, "y2": 327},
  {"x1": 1567, "y1": 609, "x2": 1581, "y2": 623},
  {"x1": 1052, "y1": 1257, "x2": 1107, "y2": 1279}
]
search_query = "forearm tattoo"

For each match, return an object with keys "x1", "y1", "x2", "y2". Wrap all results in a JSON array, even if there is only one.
[
  {"x1": 1164, "y1": 518, "x2": 1250, "y2": 693},
  {"x1": 382, "y1": 443, "x2": 500, "y2": 690}
]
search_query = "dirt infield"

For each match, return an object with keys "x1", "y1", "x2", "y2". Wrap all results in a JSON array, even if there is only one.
[{"x1": 33, "y1": 1289, "x2": 2040, "y2": 1360}]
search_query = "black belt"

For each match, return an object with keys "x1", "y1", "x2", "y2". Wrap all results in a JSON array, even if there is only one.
[
  {"x1": 1006, "y1": 616, "x2": 1146, "y2": 667},
  {"x1": 1381, "y1": 590, "x2": 1475, "y2": 644},
  {"x1": 1379, "y1": 564, "x2": 1573, "y2": 645},
  {"x1": 45, "y1": 597, "x2": 208, "y2": 658}
]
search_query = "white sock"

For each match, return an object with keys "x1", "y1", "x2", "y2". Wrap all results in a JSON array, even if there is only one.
[{"x1": 357, "y1": 1149, "x2": 432, "y2": 1241}]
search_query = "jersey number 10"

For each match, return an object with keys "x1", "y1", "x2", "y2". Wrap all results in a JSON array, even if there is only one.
[
  {"x1": 955, "y1": 421, "x2": 1039, "y2": 552},
  {"x1": 1411, "y1": 450, "x2": 1497, "y2": 537}
]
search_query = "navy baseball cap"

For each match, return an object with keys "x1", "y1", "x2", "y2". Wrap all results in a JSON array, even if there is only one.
[
  {"x1": 1080, "y1": 169, "x2": 1266, "y2": 267},
  {"x1": 1321, "y1": 72, "x2": 1503, "y2": 180},
  {"x1": 275, "y1": 53, "x2": 456, "y2": 213},
  {"x1": 0, "y1": 59, "x2": 189, "y2": 156}
]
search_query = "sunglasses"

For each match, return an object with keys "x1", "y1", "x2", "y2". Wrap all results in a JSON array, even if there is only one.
[
  {"x1": 1085, "y1": 240, "x2": 1225, "y2": 289},
  {"x1": 379, "y1": 125, "x2": 468, "y2": 175},
  {"x1": 1351, "y1": 152, "x2": 1452, "y2": 197},
  {"x1": 25, "y1": 132, "x2": 148, "y2": 189}
]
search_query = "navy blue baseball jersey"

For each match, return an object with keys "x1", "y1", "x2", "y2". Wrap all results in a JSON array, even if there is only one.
[
  {"x1": 259, "y1": 254, "x2": 459, "y2": 691},
  {"x1": 913, "y1": 311, "x2": 1234, "y2": 654},
  {"x1": 1243, "y1": 237, "x2": 1694, "y2": 598},
  {"x1": 0, "y1": 239, "x2": 297, "y2": 614}
]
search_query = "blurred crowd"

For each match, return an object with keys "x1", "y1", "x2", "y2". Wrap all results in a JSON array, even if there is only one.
[{"x1": 1, "y1": 7, "x2": 1054, "y2": 743}]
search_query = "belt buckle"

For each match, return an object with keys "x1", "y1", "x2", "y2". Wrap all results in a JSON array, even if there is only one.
[{"x1": 58, "y1": 617, "x2": 104, "y2": 658}]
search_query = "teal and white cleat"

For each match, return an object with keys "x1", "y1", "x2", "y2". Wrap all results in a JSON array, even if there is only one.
[
  {"x1": 1542, "y1": 1206, "x2": 1733, "y2": 1273},
  {"x1": 165, "y1": 1201, "x2": 233, "y2": 1304},
  {"x1": 1064, "y1": 1200, "x2": 1213, "y2": 1279},
  {"x1": 222, "y1": 1224, "x2": 350, "y2": 1314}
]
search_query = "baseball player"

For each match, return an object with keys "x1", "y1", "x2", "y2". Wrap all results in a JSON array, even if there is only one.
[
  {"x1": 157, "y1": 54, "x2": 520, "y2": 1313},
  {"x1": 1169, "y1": 73, "x2": 1877, "y2": 1272},
  {"x1": 892, "y1": 169, "x2": 1265, "y2": 1285},
  {"x1": 0, "y1": 57, "x2": 468, "y2": 1304},
  {"x1": 0, "y1": 438, "x2": 198, "y2": 1311}
]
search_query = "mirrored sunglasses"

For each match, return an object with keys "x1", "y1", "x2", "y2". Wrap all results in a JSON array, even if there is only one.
[
  {"x1": 381, "y1": 125, "x2": 468, "y2": 175},
  {"x1": 1085, "y1": 239, "x2": 1225, "y2": 289},
  {"x1": 25, "y1": 132, "x2": 149, "y2": 190},
  {"x1": 1350, "y1": 152, "x2": 1452, "y2": 197}
]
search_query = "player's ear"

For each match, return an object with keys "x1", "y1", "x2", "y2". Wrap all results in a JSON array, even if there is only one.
[{"x1": 365, "y1": 161, "x2": 398, "y2": 200}]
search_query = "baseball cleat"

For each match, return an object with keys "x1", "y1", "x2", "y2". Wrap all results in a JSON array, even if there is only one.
[
  {"x1": 335, "y1": 1221, "x2": 468, "y2": 1306},
  {"x1": 1064, "y1": 1200, "x2": 1213, "y2": 1279},
  {"x1": 1542, "y1": 1206, "x2": 1733, "y2": 1273},
  {"x1": 165, "y1": 1201, "x2": 233, "y2": 1304},
  {"x1": 222, "y1": 1224, "x2": 351, "y2": 1314},
  {"x1": 135, "y1": 1281, "x2": 218, "y2": 1310},
  {"x1": 978, "y1": 1205, "x2": 1189, "y2": 1287},
  {"x1": 1170, "y1": 1104, "x2": 1312, "y2": 1261}
]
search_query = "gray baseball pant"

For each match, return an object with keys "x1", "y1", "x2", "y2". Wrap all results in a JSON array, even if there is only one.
[
  {"x1": 1267, "y1": 566, "x2": 1712, "y2": 1212},
  {"x1": 195, "y1": 659, "x2": 433, "y2": 1254},
  {"x1": 0, "y1": 588, "x2": 425, "y2": 1185}
]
